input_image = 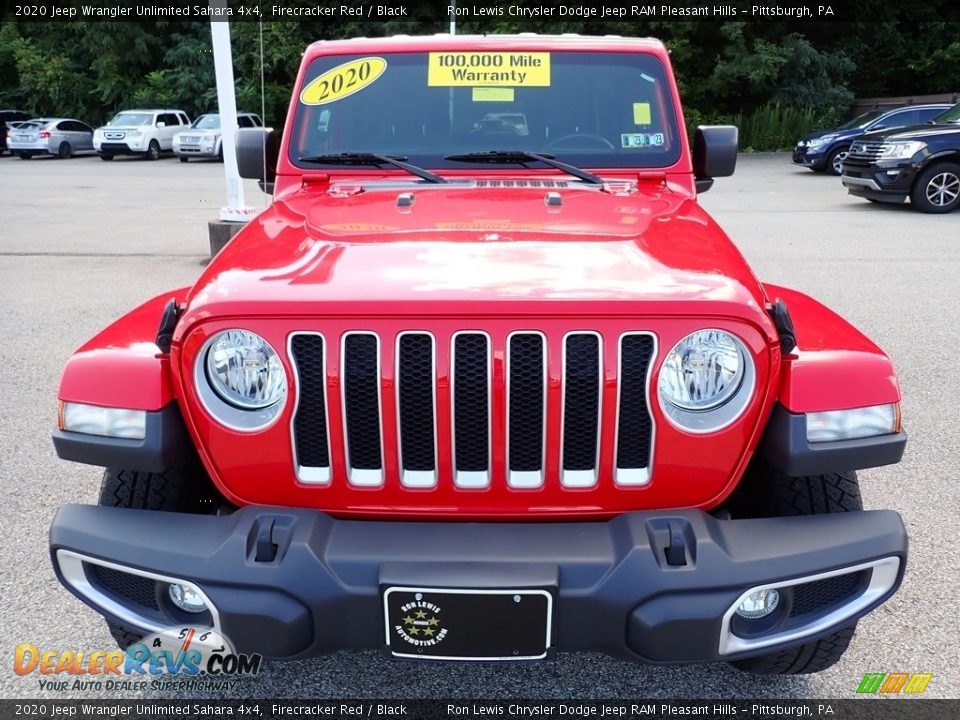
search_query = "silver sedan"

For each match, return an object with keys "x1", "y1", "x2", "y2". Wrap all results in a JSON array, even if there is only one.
[{"x1": 7, "y1": 118, "x2": 95, "y2": 159}]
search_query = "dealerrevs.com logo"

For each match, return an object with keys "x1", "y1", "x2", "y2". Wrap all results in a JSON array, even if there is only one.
[{"x1": 14, "y1": 626, "x2": 261, "y2": 692}]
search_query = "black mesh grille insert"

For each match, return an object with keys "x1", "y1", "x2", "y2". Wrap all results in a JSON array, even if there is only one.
[
  {"x1": 453, "y1": 334, "x2": 490, "y2": 472},
  {"x1": 291, "y1": 334, "x2": 330, "y2": 469},
  {"x1": 398, "y1": 334, "x2": 436, "y2": 472},
  {"x1": 563, "y1": 334, "x2": 601, "y2": 471},
  {"x1": 509, "y1": 334, "x2": 545, "y2": 472},
  {"x1": 616, "y1": 335, "x2": 655, "y2": 469},
  {"x1": 343, "y1": 334, "x2": 382, "y2": 470},
  {"x1": 790, "y1": 570, "x2": 868, "y2": 617},
  {"x1": 89, "y1": 564, "x2": 159, "y2": 610}
]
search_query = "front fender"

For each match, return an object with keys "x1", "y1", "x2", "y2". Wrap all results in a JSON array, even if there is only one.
[
  {"x1": 58, "y1": 288, "x2": 190, "y2": 411},
  {"x1": 764, "y1": 284, "x2": 901, "y2": 413}
]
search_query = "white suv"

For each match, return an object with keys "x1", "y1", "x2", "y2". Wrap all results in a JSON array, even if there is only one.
[
  {"x1": 173, "y1": 112, "x2": 263, "y2": 162},
  {"x1": 93, "y1": 109, "x2": 191, "y2": 160}
]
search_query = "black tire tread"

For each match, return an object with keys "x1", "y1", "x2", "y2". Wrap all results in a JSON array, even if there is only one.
[
  {"x1": 910, "y1": 161, "x2": 960, "y2": 214},
  {"x1": 731, "y1": 625, "x2": 857, "y2": 675}
]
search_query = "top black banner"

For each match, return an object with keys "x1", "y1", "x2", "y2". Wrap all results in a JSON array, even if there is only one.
[{"x1": 4, "y1": 0, "x2": 960, "y2": 23}]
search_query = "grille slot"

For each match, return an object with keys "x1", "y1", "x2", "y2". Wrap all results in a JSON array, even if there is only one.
[
  {"x1": 290, "y1": 334, "x2": 331, "y2": 484},
  {"x1": 848, "y1": 142, "x2": 887, "y2": 162},
  {"x1": 507, "y1": 333, "x2": 546, "y2": 487},
  {"x1": 562, "y1": 333, "x2": 602, "y2": 487},
  {"x1": 89, "y1": 564, "x2": 159, "y2": 611},
  {"x1": 342, "y1": 333, "x2": 383, "y2": 486},
  {"x1": 615, "y1": 334, "x2": 656, "y2": 485},
  {"x1": 790, "y1": 570, "x2": 869, "y2": 618},
  {"x1": 397, "y1": 333, "x2": 437, "y2": 487},
  {"x1": 452, "y1": 333, "x2": 491, "y2": 488}
]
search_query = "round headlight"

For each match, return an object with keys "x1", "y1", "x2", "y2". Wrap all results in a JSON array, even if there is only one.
[
  {"x1": 659, "y1": 330, "x2": 745, "y2": 411},
  {"x1": 205, "y1": 330, "x2": 286, "y2": 409}
]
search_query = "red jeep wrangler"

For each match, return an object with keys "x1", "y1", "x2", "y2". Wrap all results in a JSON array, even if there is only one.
[{"x1": 50, "y1": 35, "x2": 907, "y2": 675}]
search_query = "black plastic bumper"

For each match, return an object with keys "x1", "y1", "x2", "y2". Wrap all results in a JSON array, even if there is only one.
[{"x1": 50, "y1": 503, "x2": 907, "y2": 663}]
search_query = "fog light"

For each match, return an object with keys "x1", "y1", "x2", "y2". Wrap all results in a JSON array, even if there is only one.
[
  {"x1": 168, "y1": 583, "x2": 207, "y2": 614},
  {"x1": 735, "y1": 589, "x2": 780, "y2": 619},
  {"x1": 60, "y1": 402, "x2": 146, "y2": 440}
]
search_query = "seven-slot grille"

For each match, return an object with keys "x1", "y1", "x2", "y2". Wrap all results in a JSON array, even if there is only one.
[
  {"x1": 289, "y1": 331, "x2": 655, "y2": 489},
  {"x1": 847, "y1": 142, "x2": 888, "y2": 163}
]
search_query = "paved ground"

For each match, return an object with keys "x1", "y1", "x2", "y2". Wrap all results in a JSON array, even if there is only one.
[{"x1": 1, "y1": 152, "x2": 957, "y2": 700}]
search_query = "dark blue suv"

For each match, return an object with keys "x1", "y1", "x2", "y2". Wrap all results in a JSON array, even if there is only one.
[{"x1": 793, "y1": 104, "x2": 950, "y2": 175}]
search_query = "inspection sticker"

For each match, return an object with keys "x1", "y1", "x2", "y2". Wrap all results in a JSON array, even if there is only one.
[
  {"x1": 300, "y1": 57, "x2": 387, "y2": 106},
  {"x1": 633, "y1": 102, "x2": 652, "y2": 125},
  {"x1": 428, "y1": 52, "x2": 550, "y2": 87},
  {"x1": 621, "y1": 132, "x2": 665, "y2": 149}
]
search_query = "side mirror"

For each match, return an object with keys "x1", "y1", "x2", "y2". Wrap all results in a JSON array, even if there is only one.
[
  {"x1": 692, "y1": 125, "x2": 738, "y2": 193},
  {"x1": 157, "y1": 121, "x2": 166, "y2": 128},
  {"x1": 237, "y1": 128, "x2": 279, "y2": 193}
]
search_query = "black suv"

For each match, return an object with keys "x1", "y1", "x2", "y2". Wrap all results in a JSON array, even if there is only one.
[
  {"x1": 842, "y1": 103, "x2": 960, "y2": 213},
  {"x1": 0, "y1": 109, "x2": 30, "y2": 156}
]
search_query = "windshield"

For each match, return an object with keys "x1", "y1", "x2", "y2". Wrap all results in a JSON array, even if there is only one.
[
  {"x1": 839, "y1": 110, "x2": 884, "y2": 130},
  {"x1": 192, "y1": 114, "x2": 220, "y2": 129},
  {"x1": 931, "y1": 103, "x2": 960, "y2": 124},
  {"x1": 109, "y1": 113, "x2": 153, "y2": 127},
  {"x1": 290, "y1": 50, "x2": 682, "y2": 170}
]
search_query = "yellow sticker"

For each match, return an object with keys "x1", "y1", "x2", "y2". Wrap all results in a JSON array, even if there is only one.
[
  {"x1": 428, "y1": 52, "x2": 550, "y2": 87},
  {"x1": 633, "y1": 103, "x2": 652, "y2": 125},
  {"x1": 300, "y1": 57, "x2": 386, "y2": 106},
  {"x1": 472, "y1": 87, "x2": 515, "y2": 102}
]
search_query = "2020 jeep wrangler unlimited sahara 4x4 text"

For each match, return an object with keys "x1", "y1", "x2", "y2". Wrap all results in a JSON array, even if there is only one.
[{"x1": 49, "y1": 35, "x2": 907, "y2": 675}]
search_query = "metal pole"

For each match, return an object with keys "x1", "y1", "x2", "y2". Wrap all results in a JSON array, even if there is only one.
[
  {"x1": 449, "y1": 0, "x2": 456, "y2": 34},
  {"x1": 209, "y1": 6, "x2": 254, "y2": 222}
]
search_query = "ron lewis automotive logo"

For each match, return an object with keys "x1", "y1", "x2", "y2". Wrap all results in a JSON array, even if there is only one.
[
  {"x1": 14, "y1": 626, "x2": 261, "y2": 692},
  {"x1": 394, "y1": 598, "x2": 448, "y2": 648}
]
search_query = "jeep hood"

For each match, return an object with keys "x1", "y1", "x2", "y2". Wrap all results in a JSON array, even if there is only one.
[{"x1": 181, "y1": 181, "x2": 773, "y2": 333}]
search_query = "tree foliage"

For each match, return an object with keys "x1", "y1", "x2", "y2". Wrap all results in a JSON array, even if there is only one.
[{"x1": 0, "y1": 17, "x2": 957, "y2": 150}]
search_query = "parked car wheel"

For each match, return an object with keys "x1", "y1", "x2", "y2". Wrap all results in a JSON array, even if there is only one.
[
  {"x1": 57, "y1": 142, "x2": 73, "y2": 159},
  {"x1": 827, "y1": 146, "x2": 850, "y2": 176},
  {"x1": 18, "y1": 152, "x2": 31, "y2": 160},
  {"x1": 727, "y1": 463, "x2": 862, "y2": 674},
  {"x1": 179, "y1": 156, "x2": 189, "y2": 163},
  {"x1": 145, "y1": 140, "x2": 161, "y2": 161},
  {"x1": 99, "y1": 153, "x2": 114, "y2": 161},
  {"x1": 96, "y1": 461, "x2": 217, "y2": 649},
  {"x1": 911, "y1": 161, "x2": 960, "y2": 214}
]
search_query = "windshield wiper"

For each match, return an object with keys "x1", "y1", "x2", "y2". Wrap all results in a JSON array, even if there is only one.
[
  {"x1": 444, "y1": 150, "x2": 603, "y2": 185},
  {"x1": 298, "y1": 152, "x2": 447, "y2": 184}
]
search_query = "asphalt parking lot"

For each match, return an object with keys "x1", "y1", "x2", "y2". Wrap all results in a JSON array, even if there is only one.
[{"x1": 1, "y1": 151, "x2": 957, "y2": 700}]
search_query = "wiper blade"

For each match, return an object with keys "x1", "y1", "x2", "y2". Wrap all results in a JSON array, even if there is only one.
[
  {"x1": 298, "y1": 152, "x2": 447, "y2": 184},
  {"x1": 444, "y1": 150, "x2": 603, "y2": 185}
]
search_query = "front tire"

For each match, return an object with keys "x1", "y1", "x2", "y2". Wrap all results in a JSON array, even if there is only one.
[
  {"x1": 99, "y1": 153, "x2": 114, "y2": 161},
  {"x1": 145, "y1": 140, "x2": 161, "y2": 161},
  {"x1": 179, "y1": 156, "x2": 188, "y2": 163},
  {"x1": 910, "y1": 161, "x2": 960, "y2": 213},
  {"x1": 826, "y1": 146, "x2": 850, "y2": 176},
  {"x1": 728, "y1": 464, "x2": 862, "y2": 674},
  {"x1": 97, "y1": 461, "x2": 217, "y2": 648}
]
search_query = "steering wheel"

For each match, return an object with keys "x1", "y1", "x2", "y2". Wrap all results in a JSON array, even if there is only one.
[{"x1": 546, "y1": 133, "x2": 616, "y2": 150}]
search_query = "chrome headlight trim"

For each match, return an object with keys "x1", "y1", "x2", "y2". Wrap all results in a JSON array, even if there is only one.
[
  {"x1": 657, "y1": 330, "x2": 755, "y2": 434},
  {"x1": 194, "y1": 330, "x2": 287, "y2": 432}
]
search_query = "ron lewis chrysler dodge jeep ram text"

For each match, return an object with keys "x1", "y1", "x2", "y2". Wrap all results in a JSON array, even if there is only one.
[{"x1": 49, "y1": 35, "x2": 908, "y2": 675}]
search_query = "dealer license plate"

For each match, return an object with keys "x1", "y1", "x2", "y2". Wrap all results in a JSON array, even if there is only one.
[{"x1": 383, "y1": 587, "x2": 552, "y2": 660}]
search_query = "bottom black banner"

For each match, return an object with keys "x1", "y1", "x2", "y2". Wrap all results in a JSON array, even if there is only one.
[{"x1": 3, "y1": 699, "x2": 959, "y2": 720}]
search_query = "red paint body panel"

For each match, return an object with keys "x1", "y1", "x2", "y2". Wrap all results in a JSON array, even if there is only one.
[
  {"x1": 764, "y1": 284, "x2": 901, "y2": 413},
  {"x1": 58, "y1": 289, "x2": 189, "y2": 411}
]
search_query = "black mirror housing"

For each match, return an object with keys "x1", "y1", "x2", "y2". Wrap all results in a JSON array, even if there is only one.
[
  {"x1": 237, "y1": 128, "x2": 279, "y2": 191},
  {"x1": 692, "y1": 125, "x2": 738, "y2": 193}
]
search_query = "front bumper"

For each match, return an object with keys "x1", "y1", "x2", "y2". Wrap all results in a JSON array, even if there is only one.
[
  {"x1": 97, "y1": 141, "x2": 146, "y2": 156},
  {"x1": 842, "y1": 159, "x2": 917, "y2": 202},
  {"x1": 792, "y1": 147, "x2": 827, "y2": 170},
  {"x1": 50, "y1": 504, "x2": 906, "y2": 663}
]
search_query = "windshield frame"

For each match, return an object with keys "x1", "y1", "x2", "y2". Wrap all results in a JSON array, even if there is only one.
[
  {"x1": 838, "y1": 110, "x2": 885, "y2": 130},
  {"x1": 192, "y1": 114, "x2": 221, "y2": 129},
  {"x1": 108, "y1": 113, "x2": 153, "y2": 127},
  {"x1": 287, "y1": 49, "x2": 685, "y2": 173}
]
